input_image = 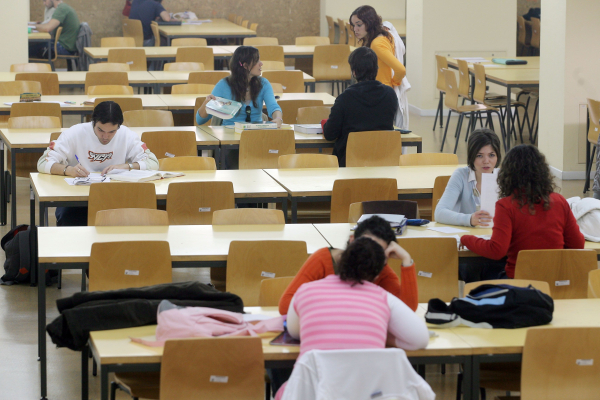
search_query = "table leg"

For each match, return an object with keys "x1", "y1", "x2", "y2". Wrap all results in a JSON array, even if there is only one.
[
  {"x1": 0, "y1": 140, "x2": 5, "y2": 226},
  {"x1": 416, "y1": 142, "x2": 422, "y2": 153},
  {"x1": 506, "y1": 85, "x2": 512, "y2": 150},
  {"x1": 281, "y1": 198, "x2": 288, "y2": 223},
  {"x1": 100, "y1": 363, "x2": 109, "y2": 400},
  {"x1": 220, "y1": 147, "x2": 227, "y2": 170},
  {"x1": 10, "y1": 149, "x2": 17, "y2": 228},
  {"x1": 30, "y1": 185, "x2": 35, "y2": 227},
  {"x1": 291, "y1": 198, "x2": 298, "y2": 224},
  {"x1": 82, "y1": 346, "x2": 89, "y2": 400},
  {"x1": 214, "y1": 147, "x2": 221, "y2": 169},
  {"x1": 39, "y1": 202, "x2": 46, "y2": 227},
  {"x1": 47, "y1": 39, "x2": 52, "y2": 64},
  {"x1": 465, "y1": 356, "x2": 476, "y2": 400},
  {"x1": 38, "y1": 261, "x2": 47, "y2": 399}
]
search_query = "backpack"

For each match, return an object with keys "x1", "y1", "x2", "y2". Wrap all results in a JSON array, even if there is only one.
[
  {"x1": 425, "y1": 284, "x2": 554, "y2": 329},
  {"x1": 1, "y1": 225, "x2": 32, "y2": 285}
]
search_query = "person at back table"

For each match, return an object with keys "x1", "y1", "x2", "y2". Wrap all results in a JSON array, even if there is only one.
[
  {"x1": 129, "y1": 0, "x2": 170, "y2": 46},
  {"x1": 323, "y1": 47, "x2": 397, "y2": 167},
  {"x1": 461, "y1": 144, "x2": 585, "y2": 279},
  {"x1": 30, "y1": 0, "x2": 80, "y2": 59},
  {"x1": 37, "y1": 101, "x2": 159, "y2": 226}
]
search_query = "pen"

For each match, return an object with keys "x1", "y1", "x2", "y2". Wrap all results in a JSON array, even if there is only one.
[
  {"x1": 64, "y1": 101, "x2": 76, "y2": 105},
  {"x1": 75, "y1": 154, "x2": 80, "y2": 164}
]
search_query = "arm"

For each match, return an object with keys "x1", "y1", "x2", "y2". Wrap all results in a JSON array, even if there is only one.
[
  {"x1": 374, "y1": 241, "x2": 418, "y2": 311},
  {"x1": 434, "y1": 169, "x2": 474, "y2": 227},
  {"x1": 286, "y1": 296, "x2": 300, "y2": 339},
  {"x1": 323, "y1": 96, "x2": 344, "y2": 141},
  {"x1": 196, "y1": 80, "x2": 229, "y2": 124},
  {"x1": 371, "y1": 37, "x2": 406, "y2": 82},
  {"x1": 36, "y1": 18, "x2": 60, "y2": 33},
  {"x1": 261, "y1": 79, "x2": 283, "y2": 127},
  {"x1": 560, "y1": 196, "x2": 585, "y2": 249},
  {"x1": 387, "y1": 293, "x2": 429, "y2": 350},
  {"x1": 159, "y1": 11, "x2": 170, "y2": 21},
  {"x1": 461, "y1": 200, "x2": 512, "y2": 259}
]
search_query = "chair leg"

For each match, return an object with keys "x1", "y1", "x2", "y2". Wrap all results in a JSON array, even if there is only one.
[
  {"x1": 494, "y1": 110, "x2": 508, "y2": 151},
  {"x1": 265, "y1": 382, "x2": 271, "y2": 400},
  {"x1": 439, "y1": 92, "x2": 444, "y2": 128},
  {"x1": 57, "y1": 270, "x2": 62, "y2": 289},
  {"x1": 110, "y1": 382, "x2": 118, "y2": 400},
  {"x1": 530, "y1": 97, "x2": 539, "y2": 142},
  {"x1": 92, "y1": 358, "x2": 97, "y2": 376},
  {"x1": 433, "y1": 94, "x2": 442, "y2": 130},
  {"x1": 440, "y1": 110, "x2": 452, "y2": 152},
  {"x1": 456, "y1": 371, "x2": 463, "y2": 400},
  {"x1": 585, "y1": 144, "x2": 596, "y2": 193},
  {"x1": 453, "y1": 113, "x2": 465, "y2": 154},
  {"x1": 480, "y1": 387, "x2": 487, "y2": 400}
]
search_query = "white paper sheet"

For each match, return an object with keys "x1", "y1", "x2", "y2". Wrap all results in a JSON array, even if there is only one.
[
  {"x1": 427, "y1": 227, "x2": 469, "y2": 234},
  {"x1": 480, "y1": 171, "x2": 500, "y2": 228}
]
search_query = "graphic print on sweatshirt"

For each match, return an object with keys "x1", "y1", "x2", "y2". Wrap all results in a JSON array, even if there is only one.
[{"x1": 88, "y1": 151, "x2": 114, "y2": 163}]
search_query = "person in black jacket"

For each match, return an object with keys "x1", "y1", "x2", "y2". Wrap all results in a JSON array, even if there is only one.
[{"x1": 323, "y1": 46, "x2": 398, "y2": 167}]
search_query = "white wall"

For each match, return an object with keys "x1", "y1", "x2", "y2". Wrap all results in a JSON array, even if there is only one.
[
  {"x1": 321, "y1": 0, "x2": 406, "y2": 37},
  {"x1": 0, "y1": 2, "x2": 29, "y2": 71}
]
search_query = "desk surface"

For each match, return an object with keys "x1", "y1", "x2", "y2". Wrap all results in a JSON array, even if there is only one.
[
  {"x1": 84, "y1": 45, "x2": 233, "y2": 60},
  {"x1": 0, "y1": 71, "x2": 156, "y2": 85},
  {"x1": 199, "y1": 125, "x2": 334, "y2": 146},
  {"x1": 446, "y1": 56, "x2": 540, "y2": 70},
  {"x1": 483, "y1": 68, "x2": 540, "y2": 85},
  {"x1": 149, "y1": 70, "x2": 315, "y2": 84},
  {"x1": 28, "y1": 32, "x2": 51, "y2": 40},
  {"x1": 157, "y1": 92, "x2": 336, "y2": 110},
  {"x1": 0, "y1": 95, "x2": 168, "y2": 113},
  {"x1": 158, "y1": 19, "x2": 256, "y2": 37}
]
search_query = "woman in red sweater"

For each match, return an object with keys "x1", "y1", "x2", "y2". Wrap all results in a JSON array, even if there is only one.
[{"x1": 461, "y1": 145, "x2": 585, "y2": 278}]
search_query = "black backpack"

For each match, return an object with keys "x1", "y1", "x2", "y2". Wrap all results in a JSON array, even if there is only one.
[{"x1": 1, "y1": 225, "x2": 33, "y2": 285}]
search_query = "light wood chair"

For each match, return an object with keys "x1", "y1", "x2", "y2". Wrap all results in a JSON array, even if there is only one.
[
  {"x1": 27, "y1": 26, "x2": 70, "y2": 71},
  {"x1": 171, "y1": 38, "x2": 208, "y2": 47},
  {"x1": 88, "y1": 63, "x2": 131, "y2": 72},
  {"x1": 261, "y1": 70, "x2": 305, "y2": 93},
  {"x1": 141, "y1": 131, "x2": 197, "y2": 159},
  {"x1": 330, "y1": 178, "x2": 398, "y2": 223},
  {"x1": 123, "y1": 110, "x2": 174, "y2": 127},
  {"x1": 325, "y1": 16, "x2": 336, "y2": 44},
  {"x1": 337, "y1": 19, "x2": 347, "y2": 44},
  {"x1": 399, "y1": 153, "x2": 459, "y2": 166},
  {"x1": 122, "y1": 19, "x2": 144, "y2": 47},
  {"x1": 431, "y1": 176, "x2": 451, "y2": 222},
  {"x1": 249, "y1": 23, "x2": 258, "y2": 32},
  {"x1": 278, "y1": 154, "x2": 338, "y2": 168},
  {"x1": 226, "y1": 240, "x2": 308, "y2": 306},
  {"x1": 346, "y1": 131, "x2": 402, "y2": 167},
  {"x1": 150, "y1": 21, "x2": 160, "y2": 47},
  {"x1": 432, "y1": 55, "x2": 448, "y2": 131},
  {"x1": 92, "y1": 97, "x2": 143, "y2": 113},
  {"x1": 259, "y1": 276, "x2": 295, "y2": 306},
  {"x1": 8, "y1": 116, "x2": 61, "y2": 129},
  {"x1": 87, "y1": 182, "x2": 157, "y2": 226},
  {"x1": 212, "y1": 209, "x2": 285, "y2": 225},
  {"x1": 584, "y1": 98, "x2": 600, "y2": 193},
  {"x1": 159, "y1": 337, "x2": 265, "y2": 400},
  {"x1": 313, "y1": 45, "x2": 352, "y2": 95},
  {"x1": 84, "y1": 72, "x2": 129, "y2": 94},
  {"x1": 456, "y1": 59, "x2": 472, "y2": 104},
  {"x1": 175, "y1": 47, "x2": 214, "y2": 70},
  {"x1": 0, "y1": 81, "x2": 42, "y2": 96},
  {"x1": 277, "y1": 99, "x2": 324, "y2": 125},
  {"x1": 163, "y1": 62, "x2": 204, "y2": 72},
  {"x1": 529, "y1": 17, "x2": 540, "y2": 55},
  {"x1": 296, "y1": 106, "x2": 331, "y2": 124},
  {"x1": 348, "y1": 200, "x2": 419, "y2": 223},
  {"x1": 295, "y1": 36, "x2": 331, "y2": 46},
  {"x1": 159, "y1": 156, "x2": 216, "y2": 171},
  {"x1": 228, "y1": 14, "x2": 236, "y2": 23},
  {"x1": 166, "y1": 181, "x2": 235, "y2": 225},
  {"x1": 95, "y1": 208, "x2": 169, "y2": 226},
  {"x1": 345, "y1": 23, "x2": 356, "y2": 46},
  {"x1": 243, "y1": 37, "x2": 279, "y2": 45},
  {"x1": 9, "y1": 102, "x2": 62, "y2": 120},
  {"x1": 270, "y1": 83, "x2": 284, "y2": 96},
  {"x1": 87, "y1": 85, "x2": 134, "y2": 95},
  {"x1": 100, "y1": 37, "x2": 136, "y2": 47},
  {"x1": 241, "y1": 20, "x2": 249, "y2": 29},
  {"x1": 14, "y1": 73, "x2": 59, "y2": 95},
  {"x1": 236, "y1": 16, "x2": 243, "y2": 25},
  {"x1": 260, "y1": 61, "x2": 286, "y2": 71},
  {"x1": 108, "y1": 48, "x2": 147, "y2": 71},
  {"x1": 588, "y1": 269, "x2": 600, "y2": 298},
  {"x1": 193, "y1": 96, "x2": 208, "y2": 126},
  {"x1": 188, "y1": 71, "x2": 229, "y2": 85},
  {"x1": 253, "y1": 45, "x2": 284, "y2": 63},
  {"x1": 49, "y1": 131, "x2": 61, "y2": 142},
  {"x1": 171, "y1": 83, "x2": 214, "y2": 94},
  {"x1": 239, "y1": 130, "x2": 296, "y2": 169},
  {"x1": 464, "y1": 279, "x2": 551, "y2": 297},
  {"x1": 10, "y1": 63, "x2": 52, "y2": 72}
]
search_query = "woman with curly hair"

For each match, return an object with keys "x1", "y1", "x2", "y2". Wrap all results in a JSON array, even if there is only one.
[{"x1": 460, "y1": 145, "x2": 584, "y2": 278}]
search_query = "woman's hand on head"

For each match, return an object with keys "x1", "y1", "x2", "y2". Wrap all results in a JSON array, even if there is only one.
[
  {"x1": 385, "y1": 241, "x2": 412, "y2": 267},
  {"x1": 470, "y1": 210, "x2": 492, "y2": 227}
]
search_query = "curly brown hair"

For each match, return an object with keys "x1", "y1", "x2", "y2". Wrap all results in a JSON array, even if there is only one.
[
  {"x1": 338, "y1": 236, "x2": 386, "y2": 285},
  {"x1": 497, "y1": 144, "x2": 555, "y2": 215},
  {"x1": 349, "y1": 5, "x2": 392, "y2": 48}
]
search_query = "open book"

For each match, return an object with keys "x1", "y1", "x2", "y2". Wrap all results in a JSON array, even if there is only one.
[{"x1": 106, "y1": 169, "x2": 184, "y2": 182}]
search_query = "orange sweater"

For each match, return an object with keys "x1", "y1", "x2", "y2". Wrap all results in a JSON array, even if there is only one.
[
  {"x1": 371, "y1": 36, "x2": 406, "y2": 88},
  {"x1": 278, "y1": 247, "x2": 419, "y2": 315}
]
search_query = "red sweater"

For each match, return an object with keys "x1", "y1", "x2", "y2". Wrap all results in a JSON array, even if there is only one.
[
  {"x1": 461, "y1": 193, "x2": 585, "y2": 278},
  {"x1": 278, "y1": 247, "x2": 419, "y2": 315}
]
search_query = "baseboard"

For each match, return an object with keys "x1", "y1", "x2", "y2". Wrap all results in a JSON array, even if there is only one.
[{"x1": 549, "y1": 165, "x2": 587, "y2": 180}]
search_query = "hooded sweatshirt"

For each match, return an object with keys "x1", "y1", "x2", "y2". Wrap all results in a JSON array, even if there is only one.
[{"x1": 323, "y1": 80, "x2": 398, "y2": 167}]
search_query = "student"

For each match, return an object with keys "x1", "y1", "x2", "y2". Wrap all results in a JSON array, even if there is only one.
[
  {"x1": 323, "y1": 46, "x2": 397, "y2": 167},
  {"x1": 275, "y1": 236, "x2": 429, "y2": 400},
  {"x1": 37, "y1": 101, "x2": 159, "y2": 226},
  {"x1": 129, "y1": 0, "x2": 170, "y2": 46},
  {"x1": 461, "y1": 144, "x2": 585, "y2": 279},
  {"x1": 41, "y1": 0, "x2": 56, "y2": 24},
  {"x1": 122, "y1": 0, "x2": 132, "y2": 17},
  {"x1": 30, "y1": 0, "x2": 80, "y2": 59}
]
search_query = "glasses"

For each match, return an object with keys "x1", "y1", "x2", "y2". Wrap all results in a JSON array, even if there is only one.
[{"x1": 245, "y1": 105, "x2": 251, "y2": 122}]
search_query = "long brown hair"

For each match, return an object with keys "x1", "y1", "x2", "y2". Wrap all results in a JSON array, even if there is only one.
[
  {"x1": 227, "y1": 46, "x2": 262, "y2": 108},
  {"x1": 350, "y1": 5, "x2": 392, "y2": 48}
]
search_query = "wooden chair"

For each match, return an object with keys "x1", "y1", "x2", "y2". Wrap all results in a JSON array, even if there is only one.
[
  {"x1": 431, "y1": 176, "x2": 451, "y2": 222},
  {"x1": 141, "y1": 131, "x2": 197, "y2": 159},
  {"x1": 432, "y1": 55, "x2": 448, "y2": 131},
  {"x1": 87, "y1": 85, "x2": 134, "y2": 95},
  {"x1": 270, "y1": 83, "x2": 284, "y2": 95},
  {"x1": 325, "y1": 16, "x2": 336, "y2": 44},
  {"x1": 171, "y1": 83, "x2": 214, "y2": 94},
  {"x1": 236, "y1": 16, "x2": 243, "y2": 25},
  {"x1": 348, "y1": 200, "x2": 419, "y2": 223},
  {"x1": 296, "y1": 106, "x2": 331, "y2": 124},
  {"x1": 313, "y1": 45, "x2": 352, "y2": 95},
  {"x1": 253, "y1": 45, "x2": 284, "y2": 63},
  {"x1": 228, "y1": 13, "x2": 236, "y2": 23},
  {"x1": 337, "y1": 19, "x2": 347, "y2": 44},
  {"x1": 212, "y1": 208, "x2": 286, "y2": 225},
  {"x1": 260, "y1": 61, "x2": 286, "y2": 71},
  {"x1": 346, "y1": 23, "x2": 356, "y2": 46},
  {"x1": 530, "y1": 17, "x2": 540, "y2": 55},
  {"x1": 330, "y1": 178, "x2": 398, "y2": 223},
  {"x1": 517, "y1": 16, "x2": 530, "y2": 56},
  {"x1": 261, "y1": 70, "x2": 304, "y2": 93},
  {"x1": 188, "y1": 71, "x2": 229, "y2": 85},
  {"x1": 100, "y1": 37, "x2": 136, "y2": 47},
  {"x1": 346, "y1": 131, "x2": 402, "y2": 167},
  {"x1": 277, "y1": 99, "x2": 324, "y2": 125},
  {"x1": 10, "y1": 63, "x2": 52, "y2": 72},
  {"x1": 163, "y1": 62, "x2": 204, "y2": 72},
  {"x1": 171, "y1": 38, "x2": 207, "y2": 47},
  {"x1": 122, "y1": 19, "x2": 144, "y2": 47},
  {"x1": 584, "y1": 98, "x2": 600, "y2": 193},
  {"x1": 95, "y1": 208, "x2": 169, "y2": 226},
  {"x1": 88, "y1": 63, "x2": 131, "y2": 72},
  {"x1": 8, "y1": 116, "x2": 61, "y2": 129},
  {"x1": 9, "y1": 102, "x2": 62, "y2": 120},
  {"x1": 159, "y1": 156, "x2": 216, "y2": 171},
  {"x1": 175, "y1": 47, "x2": 214, "y2": 70},
  {"x1": 123, "y1": 110, "x2": 174, "y2": 127},
  {"x1": 515, "y1": 249, "x2": 598, "y2": 299},
  {"x1": 241, "y1": 20, "x2": 249, "y2": 29},
  {"x1": 295, "y1": 36, "x2": 330, "y2": 46},
  {"x1": 243, "y1": 37, "x2": 279, "y2": 45},
  {"x1": 49, "y1": 131, "x2": 61, "y2": 142},
  {"x1": 259, "y1": 276, "x2": 295, "y2": 306},
  {"x1": 92, "y1": 97, "x2": 142, "y2": 113},
  {"x1": 239, "y1": 130, "x2": 296, "y2": 169},
  {"x1": 14, "y1": 73, "x2": 59, "y2": 95},
  {"x1": 588, "y1": 269, "x2": 600, "y2": 298},
  {"x1": 159, "y1": 337, "x2": 264, "y2": 400},
  {"x1": 108, "y1": 49, "x2": 147, "y2": 71},
  {"x1": 399, "y1": 153, "x2": 459, "y2": 166},
  {"x1": 84, "y1": 72, "x2": 129, "y2": 94},
  {"x1": 249, "y1": 23, "x2": 258, "y2": 32},
  {"x1": 0, "y1": 81, "x2": 42, "y2": 96},
  {"x1": 456, "y1": 59, "x2": 472, "y2": 104},
  {"x1": 87, "y1": 182, "x2": 157, "y2": 226},
  {"x1": 166, "y1": 181, "x2": 235, "y2": 225},
  {"x1": 150, "y1": 21, "x2": 160, "y2": 47},
  {"x1": 226, "y1": 240, "x2": 308, "y2": 306},
  {"x1": 278, "y1": 154, "x2": 338, "y2": 169},
  {"x1": 193, "y1": 96, "x2": 208, "y2": 126}
]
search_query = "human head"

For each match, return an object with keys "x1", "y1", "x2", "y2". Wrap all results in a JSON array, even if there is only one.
[
  {"x1": 338, "y1": 236, "x2": 386, "y2": 284},
  {"x1": 350, "y1": 5, "x2": 390, "y2": 48},
  {"x1": 91, "y1": 101, "x2": 123, "y2": 145},
  {"x1": 43, "y1": 0, "x2": 53, "y2": 9},
  {"x1": 353, "y1": 215, "x2": 397, "y2": 245},
  {"x1": 227, "y1": 46, "x2": 263, "y2": 106},
  {"x1": 348, "y1": 47, "x2": 378, "y2": 82},
  {"x1": 466, "y1": 128, "x2": 502, "y2": 172},
  {"x1": 497, "y1": 144, "x2": 555, "y2": 214}
]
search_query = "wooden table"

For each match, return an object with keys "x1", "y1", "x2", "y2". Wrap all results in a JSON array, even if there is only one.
[
  {"x1": 84, "y1": 45, "x2": 233, "y2": 67},
  {"x1": 0, "y1": 71, "x2": 157, "y2": 91},
  {"x1": 28, "y1": 31, "x2": 53, "y2": 64},
  {"x1": 446, "y1": 56, "x2": 540, "y2": 70},
  {"x1": 158, "y1": 19, "x2": 256, "y2": 44}
]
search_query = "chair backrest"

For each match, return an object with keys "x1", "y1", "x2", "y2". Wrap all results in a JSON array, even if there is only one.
[
  {"x1": 87, "y1": 85, "x2": 134, "y2": 95},
  {"x1": 14, "y1": 73, "x2": 59, "y2": 95},
  {"x1": 261, "y1": 70, "x2": 304, "y2": 93},
  {"x1": 159, "y1": 156, "x2": 216, "y2": 171},
  {"x1": 166, "y1": 181, "x2": 235, "y2": 225},
  {"x1": 95, "y1": 208, "x2": 169, "y2": 226},
  {"x1": 122, "y1": 18, "x2": 143, "y2": 47},
  {"x1": 85, "y1": 72, "x2": 129, "y2": 93},
  {"x1": 159, "y1": 337, "x2": 264, "y2": 400},
  {"x1": 236, "y1": 16, "x2": 243, "y2": 25},
  {"x1": 88, "y1": 62, "x2": 131, "y2": 72},
  {"x1": 123, "y1": 110, "x2": 174, "y2": 127},
  {"x1": 241, "y1": 20, "x2": 249, "y2": 28},
  {"x1": 89, "y1": 241, "x2": 171, "y2": 292},
  {"x1": 435, "y1": 55, "x2": 448, "y2": 92},
  {"x1": 10, "y1": 102, "x2": 62, "y2": 120},
  {"x1": 346, "y1": 131, "x2": 402, "y2": 167},
  {"x1": 520, "y1": 327, "x2": 600, "y2": 400},
  {"x1": 345, "y1": 23, "x2": 356, "y2": 46},
  {"x1": 171, "y1": 38, "x2": 207, "y2": 47},
  {"x1": 587, "y1": 98, "x2": 600, "y2": 144},
  {"x1": 325, "y1": 16, "x2": 336, "y2": 44},
  {"x1": 0, "y1": 81, "x2": 42, "y2": 96},
  {"x1": 193, "y1": 96, "x2": 208, "y2": 126},
  {"x1": 588, "y1": 269, "x2": 600, "y2": 298},
  {"x1": 253, "y1": 45, "x2": 284, "y2": 63},
  {"x1": 442, "y1": 68, "x2": 460, "y2": 110},
  {"x1": 278, "y1": 153, "x2": 338, "y2": 169},
  {"x1": 472, "y1": 64, "x2": 488, "y2": 104},
  {"x1": 212, "y1": 208, "x2": 285, "y2": 225},
  {"x1": 313, "y1": 45, "x2": 352, "y2": 81},
  {"x1": 515, "y1": 249, "x2": 598, "y2": 299},
  {"x1": 517, "y1": 16, "x2": 527, "y2": 46},
  {"x1": 295, "y1": 36, "x2": 330, "y2": 46},
  {"x1": 100, "y1": 36, "x2": 136, "y2": 47},
  {"x1": 164, "y1": 62, "x2": 205, "y2": 72},
  {"x1": 175, "y1": 47, "x2": 214, "y2": 69},
  {"x1": 150, "y1": 21, "x2": 160, "y2": 47},
  {"x1": 239, "y1": 129, "x2": 296, "y2": 169},
  {"x1": 8, "y1": 116, "x2": 61, "y2": 129},
  {"x1": 171, "y1": 83, "x2": 214, "y2": 94},
  {"x1": 337, "y1": 18, "x2": 347, "y2": 44},
  {"x1": 249, "y1": 23, "x2": 258, "y2": 32},
  {"x1": 277, "y1": 99, "x2": 324, "y2": 125},
  {"x1": 49, "y1": 131, "x2": 61, "y2": 142},
  {"x1": 226, "y1": 240, "x2": 308, "y2": 306},
  {"x1": 258, "y1": 276, "x2": 295, "y2": 306},
  {"x1": 261, "y1": 61, "x2": 286, "y2": 71},
  {"x1": 399, "y1": 153, "x2": 459, "y2": 166},
  {"x1": 464, "y1": 279, "x2": 551, "y2": 297},
  {"x1": 330, "y1": 178, "x2": 398, "y2": 223},
  {"x1": 243, "y1": 37, "x2": 279, "y2": 45},
  {"x1": 296, "y1": 106, "x2": 332, "y2": 124},
  {"x1": 92, "y1": 97, "x2": 143, "y2": 112},
  {"x1": 431, "y1": 175, "x2": 451, "y2": 221},
  {"x1": 348, "y1": 200, "x2": 419, "y2": 223},
  {"x1": 188, "y1": 71, "x2": 229, "y2": 85},
  {"x1": 141, "y1": 130, "x2": 197, "y2": 159},
  {"x1": 270, "y1": 83, "x2": 284, "y2": 95},
  {"x1": 87, "y1": 182, "x2": 157, "y2": 226},
  {"x1": 228, "y1": 13, "x2": 236, "y2": 23},
  {"x1": 530, "y1": 17, "x2": 540, "y2": 49},
  {"x1": 456, "y1": 59, "x2": 471, "y2": 99},
  {"x1": 108, "y1": 48, "x2": 147, "y2": 71},
  {"x1": 10, "y1": 63, "x2": 52, "y2": 72}
]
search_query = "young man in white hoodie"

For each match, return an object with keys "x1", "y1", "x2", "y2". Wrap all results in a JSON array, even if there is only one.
[{"x1": 38, "y1": 101, "x2": 159, "y2": 226}]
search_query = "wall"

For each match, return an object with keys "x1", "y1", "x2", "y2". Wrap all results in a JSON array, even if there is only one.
[
  {"x1": 321, "y1": 0, "x2": 406, "y2": 37},
  {"x1": 1, "y1": 2, "x2": 29, "y2": 71}
]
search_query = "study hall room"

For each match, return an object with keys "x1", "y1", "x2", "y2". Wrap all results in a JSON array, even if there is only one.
[{"x1": 1, "y1": 0, "x2": 600, "y2": 399}]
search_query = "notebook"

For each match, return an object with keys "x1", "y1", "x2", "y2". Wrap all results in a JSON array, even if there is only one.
[
  {"x1": 106, "y1": 169, "x2": 184, "y2": 182},
  {"x1": 205, "y1": 96, "x2": 243, "y2": 120}
]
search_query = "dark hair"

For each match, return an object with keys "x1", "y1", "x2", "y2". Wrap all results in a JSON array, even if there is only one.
[
  {"x1": 354, "y1": 215, "x2": 397, "y2": 245},
  {"x1": 349, "y1": 5, "x2": 392, "y2": 48},
  {"x1": 227, "y1": 46, "x2": 263, "y2": 108},
  {"x1": 91, "y1": 101, "x2": 123, "y2": 127},
  {"x1": 348, "y1": 47, "x2": 378, "y2": 82},
  {"x1": 467, "y1": 128, "x2": 502, "y2": 170},
  {"x1": 497, "y1": 144, "x2": 555, "y2": 215},
  {"x1": 338, "y1": 237, "x2": 386, "y2": 284}
]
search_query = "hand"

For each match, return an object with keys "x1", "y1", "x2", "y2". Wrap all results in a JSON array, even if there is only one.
[
  {"x1": 67, "y1": 164, "x2": 89, "y2": 177},
  {"x1": 385, "y1": 241, "x2": 412, "y2": 267},
  {"x1": 273, "y1": 118, "x2": 283, "y2": 128},
  {"x1": 102, "y1": 163, "x2": 132, "y2": 175},
  {"x1": 203, "y1": 94, "x2": 216, "y2": 105},
  {"x1": 470, "y1": 210, "x2": 492, "y2": 227}
]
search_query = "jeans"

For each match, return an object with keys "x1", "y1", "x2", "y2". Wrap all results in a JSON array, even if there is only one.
[
  {"x1": 55, "y1": 207, "x2": 88, "y2": 226},
  {"x1": 29, "y1": 41, "x2": 76, "y2": 59},
  {"x1": 458, "y1": 257, "x2": 507, "y2": 284}
]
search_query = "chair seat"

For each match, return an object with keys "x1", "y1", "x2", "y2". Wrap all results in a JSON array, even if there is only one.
[
  {"x1": 484, "y1": 99, "x2": 527, "y2": 107},
  {"x1": 455, "y1": 104, "x2": 498, "y2": 113},
  {"x1": 114, "y1": 371, "x2": 160, "y2": 399}
]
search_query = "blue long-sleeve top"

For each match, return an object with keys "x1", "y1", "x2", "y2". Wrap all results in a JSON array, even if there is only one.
[{"x1": 195, "y1": 77, "x2": 282, "y2": 126}]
